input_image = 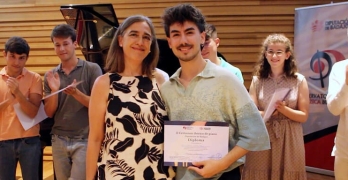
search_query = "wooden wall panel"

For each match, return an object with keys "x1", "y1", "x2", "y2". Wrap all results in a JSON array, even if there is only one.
[{"x1": 0, "y1": 0, "x2": 346, "y2": 88}]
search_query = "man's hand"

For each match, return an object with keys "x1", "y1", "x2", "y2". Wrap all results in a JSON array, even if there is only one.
[
  {"x1": 64, "y1": 79, "x2": 78, "y2": 95},
  {"x1": 46, "y1": 71, "x2": 60, "y2": 92},
  {"x1": 187, "y1": 159, "x2": 225, "y2": 178},
  {"x1": 6, "y1": 77, "x2": 20, "y2": 96}
]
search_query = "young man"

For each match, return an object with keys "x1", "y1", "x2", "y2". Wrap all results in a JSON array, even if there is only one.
[
  {"x1": 201, "y1": 23, "x2": 244, "y2": 83},
  {"x1": 327, "y1": 60, "x2": 348, "y2": 180},
  {"x1": 0, "y1": 36, "x2": 43, "y2": 180},
  {"x1": 160, "y1": 4, "x2": 270, "y2": 180},
  {"x1": 44, "y1": 24, "x2": 102, "y2": 180},
  {"x1": 202, "y1": 23, "x2": 244, "y2": 180}
]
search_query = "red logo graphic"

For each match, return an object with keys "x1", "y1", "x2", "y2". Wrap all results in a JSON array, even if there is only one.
[{"x1": 311, "y1": 20, "x2": 323, "y2": 32}]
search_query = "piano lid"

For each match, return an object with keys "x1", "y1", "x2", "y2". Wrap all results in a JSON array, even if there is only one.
[{"x1": 60, "y1": 4, "x2": 119, "y2": 72}]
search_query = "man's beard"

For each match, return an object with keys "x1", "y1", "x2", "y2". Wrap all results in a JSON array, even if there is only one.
[{"x1": 175, "y1": 44, "x2": 200, "y2": 62}]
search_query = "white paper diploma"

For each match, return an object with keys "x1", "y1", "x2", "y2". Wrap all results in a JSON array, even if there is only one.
[
  {"x1": 43, "y1": 80, "x2": 83, "y2": 100},
  {"x1": 263, "y1": 88, "x2": 291, "y2": 122},
  {"x1": 13, "y1": 102, "x2": 48, "y2": 130},
  {"x1": 164, "y1": 121, "x2": 229, "y2": 167}
]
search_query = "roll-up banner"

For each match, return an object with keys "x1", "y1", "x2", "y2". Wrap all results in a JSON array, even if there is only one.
[{"x1": 294, "y1": 2, "x2": 348, "y2": 175}]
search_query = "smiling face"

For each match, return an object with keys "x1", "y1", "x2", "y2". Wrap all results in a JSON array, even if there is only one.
[
  {"x1": 167, "y1": 21, "x2": 205, "y2": 62},
  {"x1": 52, "y1": 36, "x2": 77, "y2": 62},
  {"x1": 265, "y1": 42, "x2": 290, "y2": 69},
  {"x1": 118, "y1": 21, "x2": 152, "y2": 63}
]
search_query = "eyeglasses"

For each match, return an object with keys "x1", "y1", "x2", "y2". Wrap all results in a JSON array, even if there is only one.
[{"x1": 266, "y1": 50, "x2": 284, "y2": 57}]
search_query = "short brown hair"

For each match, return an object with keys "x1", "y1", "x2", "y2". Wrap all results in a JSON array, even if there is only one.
[
  {"x1": 162, "y1": 3, "x2": 206, "y2": 37},
  {"x1": 205, "y1": 23, "x2": 217, "y2": 40},
  {"x1": 5, "y1": 36, "x2": 30, "y2": 56},
  {"x1": 50, "y1": 24, "x2": 76, "y2": 42}
]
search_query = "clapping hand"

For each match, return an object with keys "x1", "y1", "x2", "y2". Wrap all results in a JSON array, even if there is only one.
[
  {"x1": 6, "y1": 77, "x2": 20, "y2": 96},
  {"x1": 46, "y1": 71, "x2": 60, "y2": 92},
  {"x1": 64, "y1": 79, "x2": 78, "y2": 95}
]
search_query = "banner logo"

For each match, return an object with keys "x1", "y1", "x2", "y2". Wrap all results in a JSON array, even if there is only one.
[
  {"x1": 309, "y1": 50, "x2": 345, "y2": 88},
  {"x1": 311, "y1": 20, "x2": 323, "y2": 32}
]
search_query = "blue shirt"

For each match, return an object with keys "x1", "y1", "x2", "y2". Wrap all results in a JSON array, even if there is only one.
[{"x1": 219, "y1": 57, "x2": 244, "y2": 84}]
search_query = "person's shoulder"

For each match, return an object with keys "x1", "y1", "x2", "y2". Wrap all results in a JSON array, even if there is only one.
[
  {"x1": 213, "y1": 64, "x2": 238, "y2": 79},
  {"x1": 160, "y1": 79, "x2": 174, "y2": 92},
  {"x1": 161, "y1": 79, "x2": 171, "y2": 88},
  {"x1": 332, "y1": 59, "x2": 348, "y2": 70},
  {"x1": 295, "y1": 72, "x2": 304, "y2": 78},
  {"x1": 94, "y1": 73, "x2": 110, "y2": 86},
  {"x1": 154, "y1": 68, "x2": 169, "y2": 85},
  {"x1": 83, "y1": 59, "x2": 101, "y2": 69},
  {"x1": 219, "y1": 58, "x2": 241, "y2": 71},
  {"x1": 251, "y1": 75, "x2": 260, "y2": 81},
  {"x1": 25, "y1": 68, "x2": 41, "y2": 79},
  {"x1": 294, "y1": 73, "x2": 305, "y2": 81},
  {"x1": 210, "y1": 66, "x2": 244, "y2": 90},
  {"x1": 222, "y1": 61, "x2": 240, "y2": 71}
]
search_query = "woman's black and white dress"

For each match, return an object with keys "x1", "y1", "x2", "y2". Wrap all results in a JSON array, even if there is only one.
[{"x1": 97, "y1": 73, "x2": 175, "y2": 180}]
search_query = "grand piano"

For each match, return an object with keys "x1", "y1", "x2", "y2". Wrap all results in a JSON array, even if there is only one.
[{"x1": 39, "y1": 3, "x2": 236, "y2": 180}]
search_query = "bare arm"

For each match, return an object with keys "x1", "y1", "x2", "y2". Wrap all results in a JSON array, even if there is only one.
[
  {"x1": 154, "y1": 68, "x2": 169, "y2": 87},
  {"x1": 44, "y1": 94, "x2": 58, "y2": 118},
  {"x1": 0, "y1": 99, "x2": 11, "y2": 110},
  {"x1": 15, "y1": 92, "x2": 42, "y2": 118},
  {"x1": 275, "y1": 78, "x2": 310, "y2": 123},
  {"x1": 66, "y1": 64, "x2": 103, "y2": 108},
  {"x1": 72, "y1": 89, "x2": 90, "y2": 107},
  {"x1": 86, "y1": 74, "x2": 109, "y2": 180},
  {"x1": 64, "y1": 84, "x2": 90, "y2": 107}
]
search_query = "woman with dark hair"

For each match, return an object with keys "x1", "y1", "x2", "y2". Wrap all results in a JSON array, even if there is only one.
[
  {"x1": 242, "y1": 34, "x2": 309, "y2": 180},
  {"x1": 86, "y1": 15, "x2": 175, "y2": 180}
]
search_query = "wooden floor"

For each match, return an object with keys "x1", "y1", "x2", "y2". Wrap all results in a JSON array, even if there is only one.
[
  {"x1": 307, "y1": 172, "x2": 335, "y2": 180},
  {"x1": 14, "y1": 147, "x2": 335, "y2": 180}
]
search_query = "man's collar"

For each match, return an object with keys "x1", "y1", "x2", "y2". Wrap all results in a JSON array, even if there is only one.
[
  {"x1": 0, "y1": 66, "x2": 28, "y2": 78},
  {"x1": 58, "y1": 58, "x2": 83, "y2": 72},
  {"x1": 170, "y1": 60, "x2": 216, "y2": 81}
]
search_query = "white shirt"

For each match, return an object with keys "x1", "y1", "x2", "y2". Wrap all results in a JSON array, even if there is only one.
[{"x1": 327, "y1": 59, "x2": 348, "y2": 158}]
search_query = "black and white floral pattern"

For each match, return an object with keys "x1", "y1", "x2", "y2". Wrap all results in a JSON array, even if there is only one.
[{"x1": 97, "y1": 73, "x2": 175, "y2": 180}]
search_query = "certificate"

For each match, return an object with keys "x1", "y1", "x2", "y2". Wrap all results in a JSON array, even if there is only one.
[
  {"x1": 43, "y1": 80, "x2": 83, "y2": 100},
  {"x1": 263, "y1": 88, "x2": 291, "y2": 122},
  {"x1": 14, "y1": 102, "x2": 48, "y2": 130},
  {"x1": 163, "y1": 121, "x2": 229, "y2": 167}
]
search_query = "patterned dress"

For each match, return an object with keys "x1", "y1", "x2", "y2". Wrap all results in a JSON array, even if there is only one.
[
  {"x1": 97, "y1": 73, "x2": 175, "y2": 180},
  {"x1": 242, "y1": 74, "x2": 307, "y2": 180}
]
